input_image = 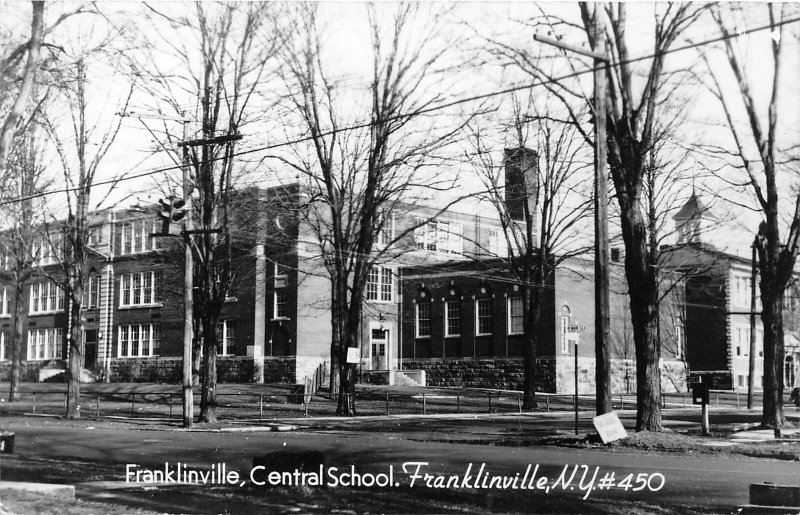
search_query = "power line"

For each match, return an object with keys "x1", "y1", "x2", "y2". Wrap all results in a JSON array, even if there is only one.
[{"x1": 1, "y1": 14, "x2": 797, "y2": 209}]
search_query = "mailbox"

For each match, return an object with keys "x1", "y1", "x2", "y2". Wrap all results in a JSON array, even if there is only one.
[{"x1": 692, "y1": 383, "x2": 709, "y2": 405}]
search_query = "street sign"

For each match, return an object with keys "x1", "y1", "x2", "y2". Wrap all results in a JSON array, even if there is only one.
[
  {"x1": 592, "y1": 412, "x2": 628, "y2": 444},
  {"x1": 346, "y1": 347, "x2": 360, "y2": 364}
]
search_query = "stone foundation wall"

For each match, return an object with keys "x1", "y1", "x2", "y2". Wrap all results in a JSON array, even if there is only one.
[
  {"x1": 401, "y1": 358, "x2": 557, "y2": 392},
  {"x1": 557, "y1": 358, "x2": 689, "y2": 394},
  {"x1": 109, "y1": 356, "x2": 296, "y2": 383},
  {"x1": 0, "y1": 360, "x2": 64, "y2": 382}
]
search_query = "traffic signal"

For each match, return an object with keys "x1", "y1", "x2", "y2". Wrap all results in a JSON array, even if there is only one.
[{"x1": 157, "y1": 197, "x2": 187, "y2": 234}]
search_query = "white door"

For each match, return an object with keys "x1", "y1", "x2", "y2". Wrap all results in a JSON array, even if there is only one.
[{"x1": 371, "y1": 328, "x2": 388, "y2": 370}]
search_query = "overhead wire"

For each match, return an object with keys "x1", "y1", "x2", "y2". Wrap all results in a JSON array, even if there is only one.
[{"x1": 0, "y1": 14, "x2": 797, "y2": 209}]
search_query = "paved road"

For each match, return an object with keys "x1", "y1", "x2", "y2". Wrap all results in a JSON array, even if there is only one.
[{"x1": 2, "y1": 419, "x2": 799, "y2": 513}]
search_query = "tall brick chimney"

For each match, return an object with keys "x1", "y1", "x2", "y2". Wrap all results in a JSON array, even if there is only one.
[{"x1": 504, "y1": 147, "x2": 538, "y2": 221}]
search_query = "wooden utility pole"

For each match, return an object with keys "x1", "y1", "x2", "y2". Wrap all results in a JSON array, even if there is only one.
[
  {"x1": 592, "y1": 5, "x2": 611, "y2": 416},
  {"x1": 533, "y1": 4, "x2": 611, "y2": 415},
  {"x1": 180, "y1": 113, "x2": 194, "y2": 428}
]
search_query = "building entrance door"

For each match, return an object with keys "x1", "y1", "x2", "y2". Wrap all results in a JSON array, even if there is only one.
[
  {"x1": 84, "y1": 329, "x2": 98, "y2": 369},
  {"x1": 371, "y1": 328, "x2": 388, "y2": 370}
]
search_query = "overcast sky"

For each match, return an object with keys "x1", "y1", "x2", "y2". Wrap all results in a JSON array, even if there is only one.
[{"x1": 3, "y1": 2, "x2": 799, "y2": 258}]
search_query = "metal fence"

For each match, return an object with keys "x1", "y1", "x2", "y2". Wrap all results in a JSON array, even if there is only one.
[{"x1": 0, "y1": 388, "x2": 765, "y2": 422}]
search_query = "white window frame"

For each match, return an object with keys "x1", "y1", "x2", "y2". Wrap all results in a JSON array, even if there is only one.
[
  {"x1": 475, "y1": 298, "x2": 493, "y2": 336},
  {"x1": 414, "y1": 219, "x2": 464, "y2": 255},
  {"x1": 0, "y1": 287, "x2": 9, "y2": 316},
  {"x1": 119, "y1": 219, "x2": 159, "y2": 255},
  {"x1": 119, "y1": 271, "x2": 159, "y2": 307},
  {"x1": 415, "y1": 302, "x2": 431, "y2": 338},
  {"x1": 26, "y1": 328, "x2": 63, "y2": 361},
  {"x1": 376, "y1": 212, "x2": 395, "y2": 247},
  {"x1": 117, "y1": 323, "x2": 160, "y2": 358},
  {"x1": 488, "y1": 229, "x2": 506, "y2": 257},
  {"x1": 29, "y1": 281, "x2": 65, "y2": 315},
  {"x1": 83, "y1": 275, "x2": 100, "y2": 310},
  {"x1": 216, "y1": 320, "x2": 235, "y2": 356},
  {"x1": 507, "y1": 297, "x2": 524, "y2": 335},
  {"x1": 0, "y1": 332, "x2": 6, "y2": 361},
  {"x1": 674, "y1": 319, "x2": 684, "y2": 359},
  {"x1": 365, "y1": 265, "x2": 394, "y2": 303},
  {"x1": 444, "y1": 300, "x2": 461, "y2": 338}
]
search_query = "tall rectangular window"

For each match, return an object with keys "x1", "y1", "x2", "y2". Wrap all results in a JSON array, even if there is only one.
[
  {"x1": 83, "y1": 275, "x2": 101, "y2": 309},
  {"x1": 416, "y1": 302, "x2": 431, "y2": 338},
  {"x1": 445, "y1": 301, "x2": 461, "y2": 337},
  {"x1": 119, "y1": 272, "x2": 159, "y2": 306},
  {"x1": 508, "y1": 297, "x2": 524, "y2": 335},
  {"x1": 377, "y1": 212, "x2": 394, "y2": 247},
  {"x1": 476, "y1": 299, "x2": 493, "y2": 335},
  {"x1": 0, "y1": 332, "x2": 7, "y2": 361},
  {"x1": 26, "y1": 328, "x2": 62, "y2": 360},
  {"x1": 365, "y1": 266, "x2": 393, "y2": 302},
  {"x1": 216, "y1": 320, "x2": 235, "y2": 355},
  {"x1": 117, "y1": 323, "x2": 159, "y2": 357},
  {"x1": 561, "y1": 316, "x2": 570, "y2": 354},
  {"x1": 674, "y1": 318, "x2": 684, "y2": 359},
  {"x1": 0, "y1": 287, "x2": 9, "y2": 316},
  {"x1": 274, "y1": 289, "x2": 288, "y2": 319}
]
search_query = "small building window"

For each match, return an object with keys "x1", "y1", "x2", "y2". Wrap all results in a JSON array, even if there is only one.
[
  {"x1": 475, "y1": 298, "x2": 493, "y2": 336},
  {"x1": 416, "y1": 302, "x2": 431, "y2": 338},
  {"x1": 508, "y1": 297, "x2": 524, "y2": 335},
  {"x1": 445, "y1": 300, "x2": 461, "y2": 337}
]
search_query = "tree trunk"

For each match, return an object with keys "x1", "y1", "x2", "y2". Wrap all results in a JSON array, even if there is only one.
[
  {"x1": 199, "y1": 311, "x2": 218, "y2": 423},
  {"x1": 66, "y1": 277, "x2": 84, "y2": 419},
  {"x1": 0, "y1": 0, "x2": 43, "y2": 172},
  {"x1": 335, "y1": 302, "x2": 359, "y2": 416},
  {"x1": 625, "y1": 234, "x2": 662, "y2": 432},
  {"x1": 9, "y1": 274, "x2": 26, "y2": 402},
  {"x1": 760, "y1": 283, "x2": 785, "y2": 428},
  {"x1": 522, "y1": 282, "x2": 544, "y2": 409}
]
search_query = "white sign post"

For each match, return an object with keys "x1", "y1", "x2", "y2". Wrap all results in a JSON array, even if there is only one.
[{"x1": 592, "y1": 412, "x2": 628, "y2": 444}]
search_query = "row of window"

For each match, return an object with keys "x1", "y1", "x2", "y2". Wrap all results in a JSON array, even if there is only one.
[
  {"x1": 1, "y1": 320, "x2": 239, "y2": 361},
  {"x1": 415, "y1": 297, "x2": 524, "y2": 338},
  {"x1": 16, "y1": 273, "x2": 161, "y2": 316}
]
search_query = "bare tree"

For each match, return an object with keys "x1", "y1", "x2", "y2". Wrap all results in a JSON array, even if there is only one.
[
  {"x1": 0, "y1": 123, "x2": 52, "y2": 401},
  {"x1": 277, "y1": 3, "x2": 476, "y2": 415},
  {"x1": 42, "y1": 57, "x2": 131, "y2": 419},
  {"x1": 704, "y1": 4, "x2": 797, "y2": 430},
  {"x1": 0, "y1": 1, "x2": 43, "y2": 173},
  {"x1": 486, "y1": 2, "x2": 705, "y2": 430},
  {"x1": 130, "y1": 2, "x2": 283, "y2": 423},
  {"x1": 469, "y1": 96, "x2": 592, "y2": 408}
]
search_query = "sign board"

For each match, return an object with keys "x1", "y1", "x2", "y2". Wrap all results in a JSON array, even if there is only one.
[
  {"x1": 692, "y1": 383, "x2": 709, "y2": 405},
  {"x1": 592, "y1": 412, "x2": 628, "y2": 444},
  {"x1": 346, "y1": 347, "x2": 360, "y2": 364}
]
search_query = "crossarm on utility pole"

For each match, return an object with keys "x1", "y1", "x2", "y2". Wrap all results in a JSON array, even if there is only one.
[{"x1": 532, "y1": 33, "x2": 608, "y2": 61}]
